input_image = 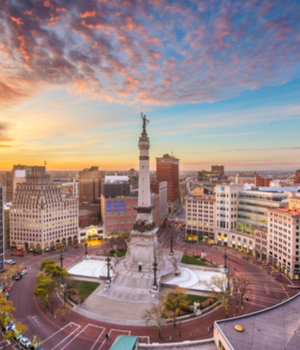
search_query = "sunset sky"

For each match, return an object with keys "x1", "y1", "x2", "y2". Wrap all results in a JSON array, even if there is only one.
[{"x1": 1, "y1": 0, "x2": 300, "y2": 171}]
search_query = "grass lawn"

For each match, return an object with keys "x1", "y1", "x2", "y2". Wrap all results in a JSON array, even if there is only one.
[
  {"x1": 186, "y1": 294, "x2": 208, "y2": 304},
  {"x1": 104, "y1": 251, "x2": 126, "y2": 257},
  {"x1": 181, "y1": 254, "x2": 208, "y2": 266},
  {"x1": 76, "y1": 281, "x2": 100, "y2": 301}
]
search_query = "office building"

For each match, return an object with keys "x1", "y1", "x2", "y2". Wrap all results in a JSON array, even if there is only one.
[
  {"x1": 5, "y1": 164, "x2": 36, "y2": 203},
  {"x1": 268, "y1": 196, "x2": 300, "y2": 280},
  {"x1": 0, "y1": 186, "x2": 4, "y2": 269},
  {"x1": 198, "y1": 165, "x2": 227, "y2": 182},
  {"x1": 10, "y1": 167, "x2": 78, "y2": 252},
  {"x1": 79, "y1": 166, "x2": 104, "y2": 204},
  {"x1": 156, "y1": 153, "x2": 180, "y2": 214},
  {"x1": 101, "y1": 191, "x2": 160, "y2": 238},
  {"x1": 101, "y1": 176, "x2": 130, "y2": 198},
  {"x1": 294, "y1": 169, "x2": 300, "y2": 184},
  {"x1": 150, "y1": 181, "x2": 168, "y2": 222},
  {"x1": 235, "y1": 172, "x2": 257, "y2": 185},
  {"x1": 185, "y1": 187, "x2": 215, "y2": 242},
  {"x1": 237, "y1": 190, "x2": 288, "y2": 235}
]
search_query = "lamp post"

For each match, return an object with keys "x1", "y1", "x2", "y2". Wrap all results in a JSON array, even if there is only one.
[
  {"x1": 106, "y1": 254, "x2": 111, "y2": 284},
  {"x1": 223, "y1": 249, "x2": 228, "y2": 271},
  {"x1": 50, "y1": 299, "x2": 54, "y2": 315},
  {"x1": 170, "y1": 235, "x2": 174, "y2": 256},
  {"x1": 153, "y1": 255, "x2": 158, "y2": 290},
  {"x1": 60, "y1": 247, "x2": 64, "y2": 268},
  {"x1": 84, "y1": 241, "x2": 88, "y2": 257}
]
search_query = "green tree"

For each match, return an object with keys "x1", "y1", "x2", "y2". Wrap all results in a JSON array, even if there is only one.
[
  {"x1": 40, "y1": 259, "x2": 69, "y2": 282},
  {"x1": 208, "y1": 274, "x2": 232, "y2": 318},
  {"x1": 0, "y1": 292, "x2": 27, "y2": 340},
  {"x1": 0, "y1": 291, "x2": 15, "y2": 327},
  {"x1": 31, "y1": 335, "x2": 43, "y2": 349},
  {"x1": 159, "y1": 287, "x2": 190, "y2": 328},
  {"x1": 0, "y1": 265, "x2": 23, "y2": 287},
  {"x1": 33, "y1": 273, "x2": 55, "y2": 311},
  {"x1": 142, "y1": 301, "x2": 167, "y2": 340}
]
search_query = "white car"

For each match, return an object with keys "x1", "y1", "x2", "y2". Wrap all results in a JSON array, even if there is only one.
[
  {"x1": 19, "y1": 337, "x2": 31, "y2": 349},
  {"x1": 21, "y1": 270, "x2": 27, "y2": 276}
]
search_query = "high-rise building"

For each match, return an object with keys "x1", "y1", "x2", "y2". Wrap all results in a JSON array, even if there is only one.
[
  {"x1": 10, "y1": 167, "x2": 78, "y2": 252},
  {"x1": 237, "y1": 190, "x2": 287, "y2": 235},
  {"x1": 150, "y1": 181, "x2": 168, "y2": 222},
  {"x1": 268, "y1": 197, "x2": 300, "y2": 280},
  {"x1": 156, "y1": 153, "x2": 180, "y2": 214},
  {"x1": 79, "y1": 166, "x2": 104, "y2": 204},
  {"x1": 185, "y1": 188, "x2": 216, "y2": 242},
  {"x1": 5, "y1": 164, "x2": 35, "y2": 203},
  {"x1": 0, "y1": 186, "x2": 4, "y2": 269}
]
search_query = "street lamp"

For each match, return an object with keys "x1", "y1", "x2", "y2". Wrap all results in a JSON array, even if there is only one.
[
  {"x1": 153, "y1": 254, "x2": 158, "y2": 290},
  {"x1": 50, "y1": 299, "x2": 54, "y2": 315},
  {"x1": 223, "y1": 249, "x2": 228, "y2": 271},
  {"x1": 106, "y1": 253, "x2": 111, "y2": 284},
  {"x1": 84, "y1": 241, "x2": 88, "y2": 256},
  {"x1": 60, "y1": 247, "x2": 64, "y2": 269},
  {"x1": 170, "y1": 235, "x2": 174, "y2": 256}
]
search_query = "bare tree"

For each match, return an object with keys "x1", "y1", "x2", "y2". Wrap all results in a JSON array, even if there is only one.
[
  {"x1": 142, "y1": 301, "x2": 167, "y2": 340},
  {"x1": 208, "y1": 274, "x2": 232, "y2": 318},
  {"x1": 234, "y1": 273, "x2": 250, "y2": 305}
]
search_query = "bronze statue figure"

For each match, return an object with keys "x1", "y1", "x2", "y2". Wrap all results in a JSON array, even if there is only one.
[{"x1": 141, "y1": 112, "x2": 149, "y2": 133}]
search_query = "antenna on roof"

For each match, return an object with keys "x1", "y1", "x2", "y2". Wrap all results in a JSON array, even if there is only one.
[
  {"x1": 44, "y1": 160, "x2": 47, "y2": 166},
  {"x1": 171, "y1": 148, "x2": 173, "y2": 156}
]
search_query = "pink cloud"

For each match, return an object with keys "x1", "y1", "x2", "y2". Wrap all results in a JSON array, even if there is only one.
[{"x1": 0, "y1": 0, "x2": 299, "y2": 106}]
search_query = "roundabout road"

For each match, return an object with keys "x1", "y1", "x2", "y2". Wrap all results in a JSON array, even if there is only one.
[{"x1": 4, "y1": 234, "x2": 298, "y2": 350}]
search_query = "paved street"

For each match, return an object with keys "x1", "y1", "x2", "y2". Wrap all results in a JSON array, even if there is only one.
[{"x1": 2, "y1": 228, "x2": 299, "y2": 350}]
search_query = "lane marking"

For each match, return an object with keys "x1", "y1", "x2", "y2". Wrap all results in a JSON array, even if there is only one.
[
  {"x1": 61, "y1": 323, "x2": 105, "y2": 350},
  {"x1": 42, "y1": 322, "x2": 80, "y2": 344},
  {"x1": 98, "y1": 329, "x2": 131, "y2": 350},
  {"x1": 50, "y1": 323, "x2": 81, "y2": 350}
]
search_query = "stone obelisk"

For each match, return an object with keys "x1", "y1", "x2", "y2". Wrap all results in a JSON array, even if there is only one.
[{"x1": 124, "y1": 113, "x2": 163, "y2": 273}]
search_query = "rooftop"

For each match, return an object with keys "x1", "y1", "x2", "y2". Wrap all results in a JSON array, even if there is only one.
[{"x1": 216, "y1": 293, "x2": 300, "y2": 350}]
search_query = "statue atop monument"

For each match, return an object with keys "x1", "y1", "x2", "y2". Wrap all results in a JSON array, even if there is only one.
[{"x1": 141, "y1": 112, "x2": 149, "y2": 134}]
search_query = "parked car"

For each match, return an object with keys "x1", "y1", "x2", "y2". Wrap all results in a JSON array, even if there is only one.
[
  {"x1": 13, "y1": 332, "x2": 23, "y2": 342},
  {"x1": 6, "y1": 284, "x2": 12, "y2": 292},
  {"x1": 19, "y1": 337, "x2": 31, "y2": 349},
  {"x1": 4, "y1": 259, "x2": 16, "y2": 265},
  {"x1": 21, "y1": 270, "x2": 27, "y2": 276},
  {"x1": 15, "y1": 274, "x2": 22, "y2": 281},
  {"x1": 16, "y1": 252, "x2": 24, "y2": 257},
  {"x1": 5, "y1": 321, "x2": 15, "y2": 332},
  {"x1": 30, "y1": 345, "x2": 44, "y2": 350}
]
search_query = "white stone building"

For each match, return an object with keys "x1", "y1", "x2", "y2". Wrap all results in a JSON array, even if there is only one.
[
  {"x1": 10, "y1": 167, "x2": 78, "y2": 253},
  {"x1": 185, "y1": 189, "x2": 215, "y2": 242},
  {"x1": 268, "y1": 196, "x2": 300, "y2": 280}
]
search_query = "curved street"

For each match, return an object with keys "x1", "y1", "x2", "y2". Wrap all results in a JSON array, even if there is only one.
[{"x1": 3, "y1": 225, "x2": 298, "y2": 350}]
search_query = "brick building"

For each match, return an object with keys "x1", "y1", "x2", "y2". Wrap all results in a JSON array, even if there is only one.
[
  {"x1": 156, "y1": 153, "x2": 180, "y2": 214},
  {"x1": 198, "y1": 165, "x2": 227, "y2": 182},
  {"x1": 79, "y1": 166, "x2": 104, "y2": 204},
  {"x1": 101, "y1": 191, "x2": 160, "y2": 238},
  {"x1": 254, "y1": 175, "x2": 271, "y2": 187},
  {"x1": 294, "y1": 169, "x2": 300, "y2": 184}
]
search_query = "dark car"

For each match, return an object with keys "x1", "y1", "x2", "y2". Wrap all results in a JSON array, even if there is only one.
[
  {"x1": 30, "y1": 345, "x2": 44, "y2": 350},
  {"x1": 15, "y1": 274, "x2": 22, "y2": 281}
]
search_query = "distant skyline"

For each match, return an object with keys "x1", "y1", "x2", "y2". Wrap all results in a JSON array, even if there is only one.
[{"x1": 1, "y1": 0, "x2": 300, "y2": 171}]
